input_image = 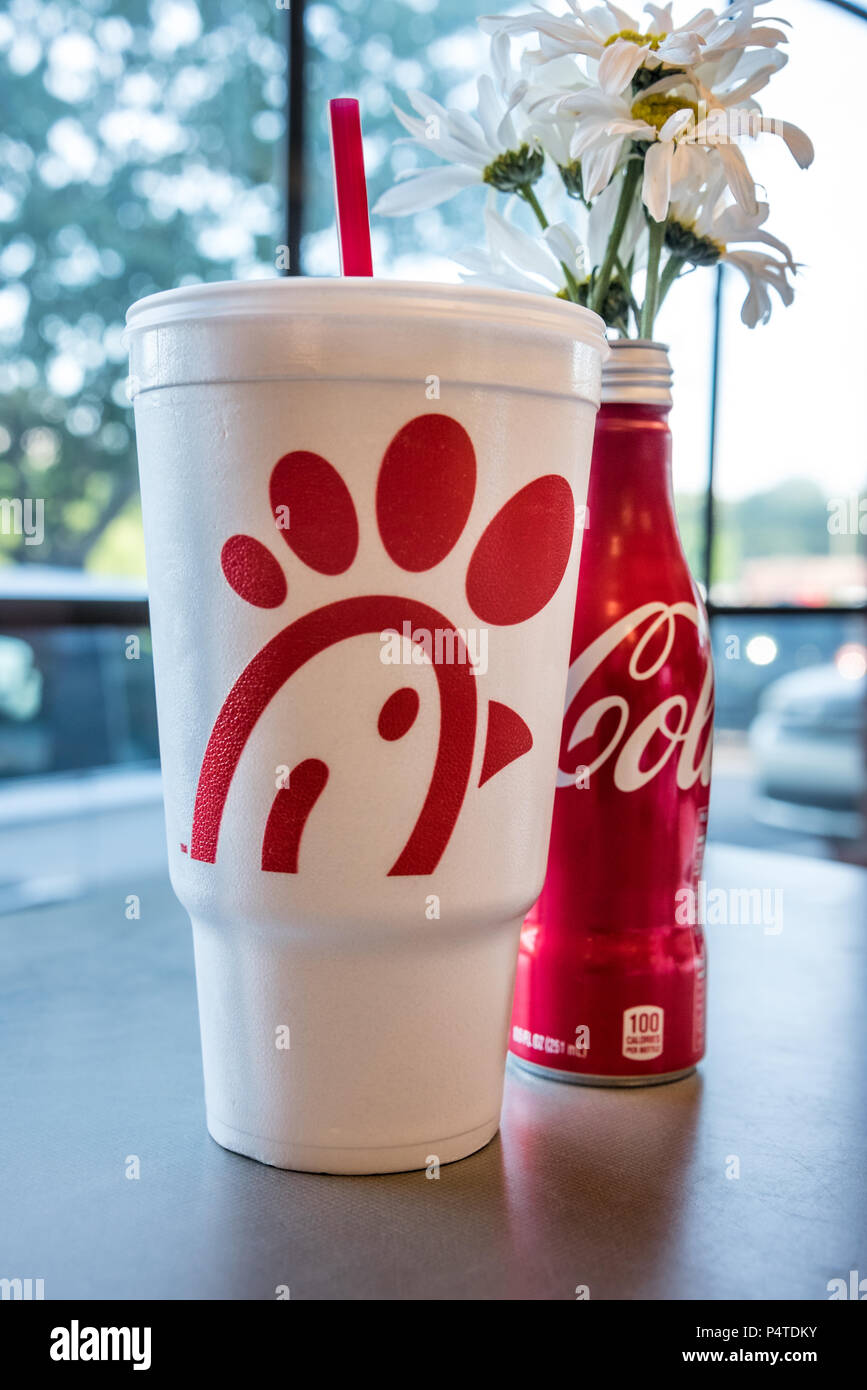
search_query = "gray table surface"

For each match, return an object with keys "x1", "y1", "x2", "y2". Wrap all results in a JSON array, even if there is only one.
[{"x1": 1, "y1": 842, "x2": 865, "y2": 1301}]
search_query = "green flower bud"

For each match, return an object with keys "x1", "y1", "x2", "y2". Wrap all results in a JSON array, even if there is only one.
[
  {"x1": 665, "y1": 219, "x2": 724, "y2": 267},
  {"x1": 599, "y1": 277, "x2": 631, "y2": 331},
  {"x1": 558, "y1": 159, "x2": 585, "y2": 202},
  {"x1": 632, "y1": 65, "x2": 685, "y2": 95},
  {"x1": 483, "y1": 142, "x2": 544, "y2": 192}
]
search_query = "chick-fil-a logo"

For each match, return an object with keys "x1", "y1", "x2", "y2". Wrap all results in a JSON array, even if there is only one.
[{"x1": 556, "y1": 601, "x2": 714, "y2": 793}]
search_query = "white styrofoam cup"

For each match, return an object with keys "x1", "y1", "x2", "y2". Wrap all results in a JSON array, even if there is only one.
[{"x1": 127, "y1": 278, "x2": 606, "y2": 1173}]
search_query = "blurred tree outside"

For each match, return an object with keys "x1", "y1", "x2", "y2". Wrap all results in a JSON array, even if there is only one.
[{"x1": 0, "y1": 0, "x2": 286, "y2": 574}]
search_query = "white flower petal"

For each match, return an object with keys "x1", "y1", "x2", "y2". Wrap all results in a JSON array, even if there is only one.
[
  {"x1": 392, "y1": 105, "x2": 427, "y2": 141},
  {"x1": 447, "y1": 109, "x2": 495, "y2": 160},
  {"x1": 571, "y1": 118, "x2": 621, "y2": 157},
  {"x1": 543, "y1": 220, "x2": 584, "y2": 270},
  {"x1": 679, "y1": 8, "x2": 718, "y2": 36},
  {"x1": 724, "y1": 249, "x2": 793, "y2": 327},
  {"x1": 459, "y1": 264, "x2": 553, "y2": 295},
  {"x1": 476, "y1": 75, "x2": 502, "y2": 150},
  {"x1": 372, "y1": 165, "x2": 481, "y2": 216},
  {"x1": 755, "y1": 115, "x2": 814, "y2": 168},
  {"x1": 658, "y1": 33, "x2": 704, "y2": 65},
  {"x1": 582, "y1": 135, "x2": 626, "y2": 198},
  {"x1": 531, "y1": 116, "x2": 571, "y2": 166},
  {"x1": 604, "y1": 117, "x2": 658, "y2": 139},
  {"x1": 714, "y1": 139, "x2": 758, "y2": 215},
  {"x1": 714, "y1": 46, "x2": 786, "y2": 92},
  {"x1": 712, "y1": 54, "x2": 788, "y2": 107},
  {"x1": 658, "y1": 107, "x2": 696, "y2": 142},
  {"x1": 712, "y1": 200, "x2": 767, "y2": 239},
  {"x1": 639, "y1": 71, "x2": 698, "y2": 96},
  {"x1": 598, "y1": 37, "x2": 650, "y2": 95},
  {"x1": 644, "y1": 4, "x2": 675, "y2": 36},
  {"x1": 620, "y1": 187, "x2": 648, "y2": 265},
  {"x1": 496, "y1": 102, "x2": 522, "y2": 150},
  {"x1": 642, "y1": 139, "x2": 674, "y2": 221},
  {"x1": 485, "y1": 205, "x2": 561, "y2": 280},
  {"x1": 490, "y1": 28, "x2": 512, "y2": 88},
  {"x1": 602, "y1": 4, "x2": 636, "y2": 33},
  {"x1": 746, "y1": 25, "x2": 791, "y2": 48},
  {"x1": 406, "y1": 91, "x2": 449, "y2": 125},
  {"x1": 587, "y1": 168, "x2": 625, "y2": 266},
  {"x1": 554, "y1": 88, "x2": 627, "y2": 116}
]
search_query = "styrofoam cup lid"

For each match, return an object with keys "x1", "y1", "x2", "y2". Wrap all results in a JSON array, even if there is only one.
[{"x1": 125, "y1": 278, "x2": 609, "y2": 404}]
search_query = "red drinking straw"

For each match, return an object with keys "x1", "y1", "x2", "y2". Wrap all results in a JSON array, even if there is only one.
[{"x1": 329, "y1": 97, "x2": 374, "y2": 276}]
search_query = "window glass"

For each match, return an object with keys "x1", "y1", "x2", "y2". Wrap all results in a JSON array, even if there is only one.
[
  {"x1": 0, "y1": 0, "x2": 286, "y2": 579},
  {"x1": 302, "y1": 0, "x2": 486, "y2": 280},
  {"x1": 0, "y1": 622, "x2": 158, "y2": 778},
  {"x1": 710, "y1": 0, "x2": 867, "y2": 606},
  {"x1": 709, "y1": 612, "x2": 866, "y2": 857}
]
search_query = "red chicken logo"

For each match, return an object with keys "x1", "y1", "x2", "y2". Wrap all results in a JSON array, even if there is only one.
[{"x1": 188, "y1": 413, "x2": 575, "y2": 875}]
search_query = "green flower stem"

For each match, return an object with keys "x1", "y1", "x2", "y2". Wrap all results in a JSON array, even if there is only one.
[
  {"x1": 519, "y1": 183, "x2": 548, "y2": 229},
  {"x1": 640, "y1": 215, "x2": 666, "y2": 339},
  {"x1": 519, "y1": 184, "x2": 581, "y2": 303},
  {"x1": 590, "y1": 156, "x2": 642, "y2": 317},
  {"x1": 657, "y1": 253, "x2": 685, "y2": 309},
  {"x1": 614, "y1": 254, "x2": 641, "y2": 325}
]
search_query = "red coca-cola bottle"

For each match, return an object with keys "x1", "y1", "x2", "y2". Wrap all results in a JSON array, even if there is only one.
[{"x1": 510, "y1": 340, "x2": 714, "y2": 1085}]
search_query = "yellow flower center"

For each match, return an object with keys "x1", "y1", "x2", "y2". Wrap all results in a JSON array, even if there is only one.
[
  {"x1": 631, "y1": 92, "x2": 698, "y2": 132},
  {"x1": 604, "y1": 29, "x2": 667, "y2": 49}
]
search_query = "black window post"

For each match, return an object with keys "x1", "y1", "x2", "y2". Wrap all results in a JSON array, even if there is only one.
[{"x1": 287, "y1": 0, "x2": 306, "y2": 277}]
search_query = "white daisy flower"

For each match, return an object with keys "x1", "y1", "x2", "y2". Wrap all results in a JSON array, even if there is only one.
[
  {"x1": 372, "y1": 33, "x2": 541, "y2": 217},
  {"x1": 724, "y1": 247, "x2": 796, "y2": 326},
  {"x1": 456, "y1": 200, "x2": 590, "y2": 298},
  {"x1": 665, "y1": 152, "x2": 798, "y2": 324},
  {"x1": 480, "y1": 2, "x2": 706, "y2": 71},
  {"x1": 544, "y1": 57, "x2": 658, "y2": 200},
  {"x1": 374, "y1": 3, "x2": 814, "y2": 336},
  {"x1": 684, "y1": 1, "x2": 790, "y2": 70},
  {"x1": 669, "y1": 153, "x2": 793, "y2": 260}
]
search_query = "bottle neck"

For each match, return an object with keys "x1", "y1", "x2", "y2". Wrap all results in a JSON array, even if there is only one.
[{"x1": 587, "y1": 402, "x2": 680, "y2": 551}]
